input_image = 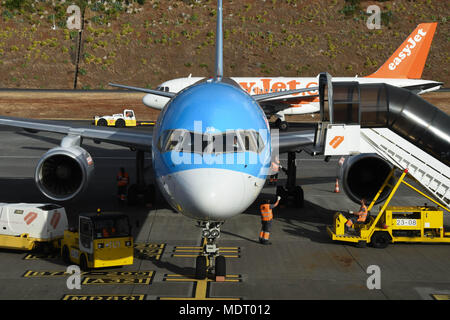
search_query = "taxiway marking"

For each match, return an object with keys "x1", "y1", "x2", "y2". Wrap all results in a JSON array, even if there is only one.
[{"x1": 159, "y1": 274, "x2": 242, "y2": 300}]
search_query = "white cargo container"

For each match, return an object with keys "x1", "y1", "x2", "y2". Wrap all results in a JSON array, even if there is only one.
[{"x1": 0, "y1": 203, "x2": 68, "y2": 250}]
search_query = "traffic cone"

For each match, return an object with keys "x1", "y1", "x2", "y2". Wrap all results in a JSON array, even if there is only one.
[{"x1": 334, "y1": 178, "x2": 340, "y2": 193}]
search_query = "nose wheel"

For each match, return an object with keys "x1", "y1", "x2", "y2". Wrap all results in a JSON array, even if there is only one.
[{"x1": 195, "y1": 221, "x2": 226, "y2": 280}]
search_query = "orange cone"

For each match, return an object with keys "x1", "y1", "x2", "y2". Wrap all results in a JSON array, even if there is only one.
[{"x1": 334, "y1": 178, "x2": 340, "y2": 193}]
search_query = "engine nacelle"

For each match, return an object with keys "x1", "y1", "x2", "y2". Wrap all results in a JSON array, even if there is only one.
[
  {"x1": 35, "y1": 146, "x2": 94, "y2": 201},
  {"x1": 339, "y1": 154, "x2": 394, "y2": 204}
]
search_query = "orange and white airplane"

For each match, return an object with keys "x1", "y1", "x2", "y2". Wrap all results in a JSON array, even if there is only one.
[{"x1": 112, "y1": 23, "x2": 442, "y2": 130}]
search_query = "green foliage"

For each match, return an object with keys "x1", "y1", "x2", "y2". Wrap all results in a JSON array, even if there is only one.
[
  {"x1": 339, "y1": 0, "x2": 361, "y2": 17},
  {"x1": 4, "y1": 0, "x2": 26, "y2": 11}
]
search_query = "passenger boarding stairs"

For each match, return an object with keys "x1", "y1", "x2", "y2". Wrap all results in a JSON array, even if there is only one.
[
  {"x1": 312, "y1": 72, "x2": 450, "y2": 208},
  {"x1": 360, "y1": 127, "x2": 450, "y2": 207}
]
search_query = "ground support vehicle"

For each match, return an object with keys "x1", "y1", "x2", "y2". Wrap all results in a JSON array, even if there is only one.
[
  {"x1": 327, "y1": 169, "x2": 450, "y2": 248},
  {"x1": 61, "y1": 212, "x2": 133, "y2": 270},
  {"x1": 0, "y1": 203, "x2": 67, "y2": 251},
  {"x1": 94, "y1": 109, "x2": 137, "y2": 127}
]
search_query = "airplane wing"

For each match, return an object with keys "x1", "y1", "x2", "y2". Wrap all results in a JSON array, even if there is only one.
[
  {"x1": 259, "y1": 94, "x2": 319, "y2": 115},
  {"x1": 108, "y1": 83, "x2": 176, "y2": 98},
  {"x1": 0, "y1": 115, "x2": 316, "y2": 154},
  {"x1": 0, "y1": 116, "x2": 153, "y2": 152},
  {"x1": 253, "y1": 87, "x2": 318, "y2": 102},
  {"x1": 274, "y1": 127, "x2": 316, "y2": 154}
]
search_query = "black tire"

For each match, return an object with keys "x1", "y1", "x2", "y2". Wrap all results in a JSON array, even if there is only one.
[
  {"x1": 274, "y1": 118, "x2": 281, "y2": 128},
  {"x1": 97, "y1": 118, "x2": 107, "y2": 126},
  {"x1": 79, "y1": 254, "x2": 89, "y2": 271},
  {"x1": 215, "y1": 255, "x2": 226, "y2": 277},
  {"x1": 62, "y1": 246, "x2": 70, "y2": 264},
  {"x1": 279, "y1": 121, "x2": 289, "y2": 131},
  {"x1": 370, "y1": 231, "x2": 391, "y2": 249},
  {"x1": 115, "y1": 119, "x2": 125, "y2": 128},
  {"x1": 195, "y1": 255, "x2": 207, "y2": 279}
]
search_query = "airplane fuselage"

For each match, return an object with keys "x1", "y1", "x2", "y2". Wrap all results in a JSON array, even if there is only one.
[
  {"x1": 144, "y1": 76, "x2": 441, "y2": 117},
  {"x1": 152, "y1": 80, "x2": 271, "y2": 221}
]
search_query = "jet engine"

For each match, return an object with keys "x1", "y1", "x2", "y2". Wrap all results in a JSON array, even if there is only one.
[
  {"x1": 339, "y1": 153, "x2": 394, "y2": 204},
  {"x1": 35, "y1": 146, "x2": 94, "y2": 201}
]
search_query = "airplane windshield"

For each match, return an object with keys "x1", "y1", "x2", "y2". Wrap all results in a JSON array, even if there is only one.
[{"x1": 158, "y1": 129, "x2": 264, "y2": 154}]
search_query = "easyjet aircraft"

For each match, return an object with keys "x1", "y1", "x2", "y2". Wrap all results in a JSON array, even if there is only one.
[{"x1": 112, "y1": 23, "x2": 442, "y2": 130}]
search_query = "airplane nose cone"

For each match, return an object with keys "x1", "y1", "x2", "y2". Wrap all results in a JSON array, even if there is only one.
[{"x1": 163, "y1": 169, "x2": 262, "y2": 220}]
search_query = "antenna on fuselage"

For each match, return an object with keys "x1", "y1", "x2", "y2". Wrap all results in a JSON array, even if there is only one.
[{"x1": 214, "y1": 0, "x2": 223, "y2": 82}]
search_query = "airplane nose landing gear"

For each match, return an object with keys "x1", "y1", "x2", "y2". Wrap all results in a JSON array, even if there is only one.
[
  {"x1": 195, "y1": 221, "x2": 226, "y2": 281},
  {"x1": 276, "y1": 151, "x2": 304, "y2": 208}
]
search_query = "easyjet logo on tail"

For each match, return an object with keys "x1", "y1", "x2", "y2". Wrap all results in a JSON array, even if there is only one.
[
  {"x1": 388, "y1": 28, "x2": 427, "y2": 71},
  {"x1": 367, "y1": 23, "x2": 437, "y2": 79},
  {"x1": 329, "y1": 136, "x2": 344, "y2": 149}
]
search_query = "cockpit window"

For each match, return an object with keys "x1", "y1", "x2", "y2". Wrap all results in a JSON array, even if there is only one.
[{"x1": 157, "y1": 129, "x2": 265, "y2": 154}]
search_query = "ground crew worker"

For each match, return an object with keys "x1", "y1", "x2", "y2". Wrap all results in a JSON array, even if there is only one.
[
  {"x1": 345, "y1": 198, "x2": 368, "y2": 233},
  {"x1": 269, "y1": 156, "x2": 281, "y2": 185},
  {"x1": 102, "y1": 228, "x2": 110, "y2": 238},
  {"x1": 259, "y1": 196, "x2": 281, "y2": 245},
  {"x1": 117, "y1": 167, "x2": 129, "y2": 203}
]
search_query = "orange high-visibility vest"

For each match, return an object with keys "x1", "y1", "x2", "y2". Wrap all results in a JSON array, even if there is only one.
[
  {"x1": 357, "y1": 204, "x2": 368, "y2": 222},
  {"x1": 117, "y1": 172, "x2": 129, "y2": 187},
  {"x1": 260, "y1": 204, "x2": 273, "y2": 221}
]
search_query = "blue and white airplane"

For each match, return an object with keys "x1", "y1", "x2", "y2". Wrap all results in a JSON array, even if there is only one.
[{"x1": 0, "y1": 0, "x2": 316, "y2": 277}]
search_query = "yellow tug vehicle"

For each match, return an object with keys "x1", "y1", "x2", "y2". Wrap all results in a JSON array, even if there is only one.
[{"x1": 61, "y1": 211, "x2": 133, "y2": 270}]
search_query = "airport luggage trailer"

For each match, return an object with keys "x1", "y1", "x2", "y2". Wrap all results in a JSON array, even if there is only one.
[
  {"x1": 0, "y1": 203, "x2": 68, "y2": 251},
  {"x1": 327, "y1": 169, "x2": 450, "y2": 248}
]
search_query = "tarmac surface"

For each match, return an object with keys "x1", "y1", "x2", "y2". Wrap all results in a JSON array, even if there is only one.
[{"x1": 0, "y1": 122, "x2": 449, "y2": 301}]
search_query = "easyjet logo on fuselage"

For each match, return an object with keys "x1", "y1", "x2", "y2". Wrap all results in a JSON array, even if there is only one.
[
  {"x1": 329, "y1": 136, "x2": 344, "y2": 149},
  {"x1": 238, "y1": 79, "x2": 318, "y2": 96},
  {"x1": 388, "y1": 28, "x2": 427, "y2": 71}
]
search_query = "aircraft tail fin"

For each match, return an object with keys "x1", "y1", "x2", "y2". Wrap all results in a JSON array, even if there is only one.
[{"x1": 366, "y1": 22, "x2": 437, "y2": 79}]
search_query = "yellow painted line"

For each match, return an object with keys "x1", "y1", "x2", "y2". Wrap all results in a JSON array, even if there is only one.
[
  {"x1": 173, "y1": 249, "x2": 238, "y2": 253},
  {"x1": 160, "y1": 297, "x2": 239, "y2": 300},
  {"x1": 62, "y1": 294, "x2": 146, "y2": 301},
  {"x1": 82, "y1": 277, "x2": 152, "y2": 285},
  {"x1": 195, "y1": 279, "x2": 208, "y2": 299},
  {"x1": 160, "y1": 274, "x2": 242, "y2": 300},
  {"x1": 432, "y1": 294, "x2": 450, "y2": 300},
  {"x1": 23, "y1": 270, "x2": 154, "y2": 278},
  {"x1": 172, "y1": 254, "x2": 239, "y2": 258},
  {"x1": 174, "y1": 246, "x2": 238, "y2": 250},
  {"x1": 164, "y1": 274, "x2": 241, "y2": 282},
  {"x1": 23, "y1": 253, "x2": 60, "y2": 260},
  {"x1": 165, "y1": 277, "x2": 241, "y2": 283}
]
